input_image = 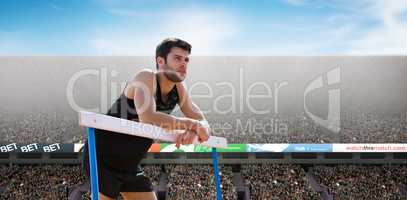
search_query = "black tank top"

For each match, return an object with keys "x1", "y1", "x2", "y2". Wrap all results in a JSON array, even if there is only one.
[{"x1": 94, "y1": 73, "x2": 179, "y2": 172}]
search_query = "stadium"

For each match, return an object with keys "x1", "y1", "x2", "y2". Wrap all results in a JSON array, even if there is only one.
[
  {"x1": 1, "y1": 56, "x2": 406, "y2": 200},
  {"x1": 1, "y1": 1, "x2": 407, "y2": 199}
]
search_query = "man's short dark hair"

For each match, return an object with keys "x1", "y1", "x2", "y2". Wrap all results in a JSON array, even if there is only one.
[{"x1": 156, "y1": 38, "x2": 192, "y2": 69}]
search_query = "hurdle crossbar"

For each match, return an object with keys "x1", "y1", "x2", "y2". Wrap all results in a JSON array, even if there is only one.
[{"x1": 79, "y1": 111, "x2": 228, "y2": 148}]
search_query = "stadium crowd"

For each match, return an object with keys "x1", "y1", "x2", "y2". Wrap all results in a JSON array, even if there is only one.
[
  {"x1": 166, "y1": 164, "x2": 236, "y2": 200},
  {"x1": 0, "y1": 164, "x2": 161, "y2": 200},
  {"x1": 1, "y1": 110, "x2": 406, "y2": 144},
  {"x1": 1, "y1": 164, "x2": 407, "y2": 199},
  {"x1": 313, "y1": 165, "x2": 407, "y2": 200},
  {"x1": 1, "y1": 110, "x2": 406, "y2": 199},
  {"x1": 241, "y1": 164, "x2": 320, "y2": 199},
  {"x1": 206, "y1": 112, "x2": 407, "y2": 143},
  {"x1": 0, "y1": 111, "x2": 82, "y2": 144},
  {"x1": 0, "y1": 164, "x2": 85, "y2": 199}
]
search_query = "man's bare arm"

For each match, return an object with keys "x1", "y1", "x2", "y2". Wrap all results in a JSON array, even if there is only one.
[
  {"x1": 130, "y1": 70, "x2": 201, "y2": 131},
  {"x1": 176, "y1": 82, "x2": 211, "y2": 145},
  {"x1": 177, "y1": 82, "x2": 210, "y2": 128}
]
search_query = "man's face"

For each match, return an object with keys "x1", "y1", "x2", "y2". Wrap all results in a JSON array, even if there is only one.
[{"x1": 158, "y1": 47, "x2": 190, "y2": 82}]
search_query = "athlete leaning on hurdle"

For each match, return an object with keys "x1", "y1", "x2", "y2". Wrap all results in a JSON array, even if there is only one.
[{"x1": 83, "y1": 38, "x2": 211, "y2": 200}]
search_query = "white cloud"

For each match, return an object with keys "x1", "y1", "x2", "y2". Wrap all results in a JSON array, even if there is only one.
[
  {"x1": 87, "y1": 0, "x2": 407, "y2": 55},
  {"x1": 276, "y1": 0, "x2": 407, "y2": 55},
  {"x1": 349, "y1": 0, "x2": 407, "y2": 54},
  {"x1": 89, "y1": 35, "x2": 157, "y2": 56},
  {"x1": 159, "y1": 7, "x2": 238, "y2": 55},
  {"x1": 349, "y1": 24, "x2": 407, "y2": 55},
  {"x1": 368, "y1": 0, "x2": 407, "y2": 26},
  {"x1": 237, "y1": 17, "x2": 358, "y2": 56},
  {"x1": 89, "y1": 7, "x2": 239, "y2": 55}
]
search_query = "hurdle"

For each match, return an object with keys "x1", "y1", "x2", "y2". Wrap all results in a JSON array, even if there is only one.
[{"x1": 79, "y1": 111, "x2": 227, "y2": 200}]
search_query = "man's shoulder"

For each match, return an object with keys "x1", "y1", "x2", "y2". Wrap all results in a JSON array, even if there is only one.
[
  {"x1": 135, "y1": 69, "x2": 155, "y2": 78},
  {"x1": 125, "y1": 69, "x2": 155, "y2": 98},
  {"x1": 131, "y1": 69, "x2": 155, "y2": 83}
]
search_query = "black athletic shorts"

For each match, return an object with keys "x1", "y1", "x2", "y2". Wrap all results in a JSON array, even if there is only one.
[{"x1": 82, "y1": 143, "x2": 154, "y2": 198}]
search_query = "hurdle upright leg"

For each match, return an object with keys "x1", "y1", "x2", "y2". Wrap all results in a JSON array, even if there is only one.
[
  {"x1": 211, "y1": 147, "x2": 222, "y2": 200},
  {"x1": 87, "y1": 127, "x2": 99, "y2": 200}
]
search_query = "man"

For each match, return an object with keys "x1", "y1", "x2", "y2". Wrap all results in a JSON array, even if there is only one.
[{"x1": 83, "y1": 38, "x2": 211, "y2": 200}]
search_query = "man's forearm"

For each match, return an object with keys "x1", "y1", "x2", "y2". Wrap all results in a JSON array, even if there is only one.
[{"x1": 139, "y1": 111, "x2": 199, "y2": 131}]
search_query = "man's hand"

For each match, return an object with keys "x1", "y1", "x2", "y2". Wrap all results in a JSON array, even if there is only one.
[
  {"x1": 195, "y1": 121, "x2": 211, "y2": 143},
  {"x1": 175, "y1": 121, "x2": 211, "y2": 148},
  {"x1": 175, "y1": 130, "x2": 197, "y2": 149}
]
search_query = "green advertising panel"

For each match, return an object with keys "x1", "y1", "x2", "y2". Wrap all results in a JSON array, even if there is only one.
[{"x1": 160, "y1": 143, "x2": 247, "y2": 152}]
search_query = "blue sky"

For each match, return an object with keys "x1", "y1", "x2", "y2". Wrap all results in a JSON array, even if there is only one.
[{"x1": 0, "y1": 0, "x2": 406, "y2": 55}]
